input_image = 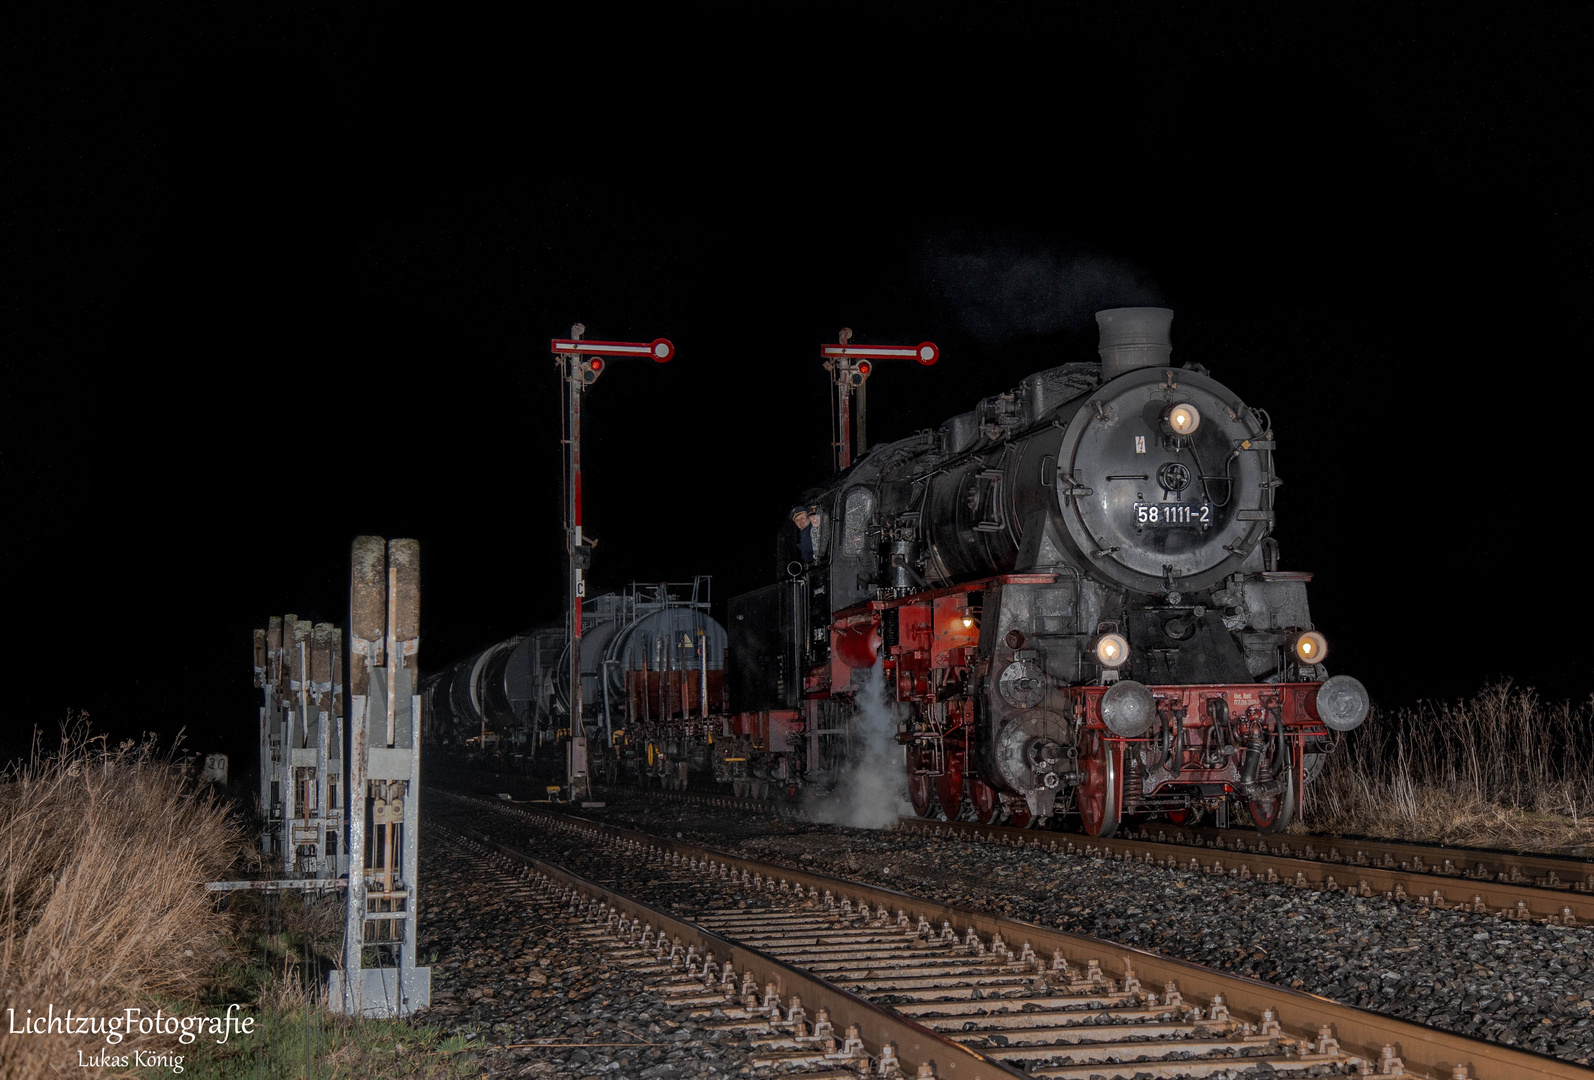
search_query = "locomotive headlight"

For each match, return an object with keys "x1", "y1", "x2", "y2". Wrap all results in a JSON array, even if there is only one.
[
  {"x1": 1292, "y1": 631, "x2": 1329, "y2": 665},
  {"x1": 1165, "y1": 402, "x2": 1201, "y2": 436},
  {"x1": 1093, "y1": 633, "x2": 1130, "y2": 668}
]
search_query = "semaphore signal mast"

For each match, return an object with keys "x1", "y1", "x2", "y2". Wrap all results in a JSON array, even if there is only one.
[
  {"x1": 550, "y1": 324, "x2": 674, "y2": 800},
  {"x1": 821, "y1": 331, "x2": 939, "y2": 472}
]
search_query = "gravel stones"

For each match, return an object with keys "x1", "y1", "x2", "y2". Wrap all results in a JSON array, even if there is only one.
[
  {"x1": 415, "y1": 823, "x2": 786, "y2": 1079},
  {"x1": 427, "y1": 783, "x2": 1594, "y2": 1067}
]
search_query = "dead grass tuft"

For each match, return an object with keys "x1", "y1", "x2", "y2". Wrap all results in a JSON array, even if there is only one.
[
  {"x1": 0, "y1": 720, "x2": 246, "y2": 1078},
  {"x1": 1305, "y1": 682, "x2": 1594, "y2": 850}
]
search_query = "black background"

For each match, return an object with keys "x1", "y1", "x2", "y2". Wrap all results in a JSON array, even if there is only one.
[{"x1": 5, "y1": 5, "x2": 1591, "y2": 767}]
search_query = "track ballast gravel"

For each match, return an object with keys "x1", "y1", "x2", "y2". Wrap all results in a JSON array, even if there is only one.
[
  {"x1": 425, "y1": 773, "x2": 1594, "y2": 1068},
  {"x1": 417, "y1": 822, "x2": 781, "y2": 1080}
]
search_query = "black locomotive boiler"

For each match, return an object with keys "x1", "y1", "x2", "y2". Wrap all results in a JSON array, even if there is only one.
[{"x1": 728, "y1": 307, "x2": 1368, "y2": 835}]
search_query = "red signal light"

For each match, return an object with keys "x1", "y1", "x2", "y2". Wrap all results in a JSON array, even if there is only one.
[
  {"x1": 857, "y1": 361, "x2": 871, "y2": 376},
  {"x1": 588, "y1": 358, "x2": 604, "y2": 372}
]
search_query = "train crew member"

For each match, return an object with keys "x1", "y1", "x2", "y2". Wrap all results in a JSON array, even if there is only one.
[{"x1": 790, "y1": 506, "x2": 822, "y2": 562}]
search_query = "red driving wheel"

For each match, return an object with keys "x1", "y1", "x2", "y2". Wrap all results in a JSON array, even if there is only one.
[
  {"x1": 936, "y1": 750, "x2": 966, "y2": 820},
  {"x1": 971, "y1": 777, "x2": 999, "y2": 824},
  {"x1": 1077, "y1": 730, "x2": 1123, "y2": 838},
  {"x1": 906, "y1": 745, "x2": 934, "y2": 819},
  {"x1": 1005, "y1": 798, "x2": 1034, "y2": 829}
]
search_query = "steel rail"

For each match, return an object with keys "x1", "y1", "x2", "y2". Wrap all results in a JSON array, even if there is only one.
[
  {"x1": 1118, "y1": 819, "x2": 1594, "y2": 891},
  {"x1": 440, "y1": 789, "x2": 1592, "y2": 1079},
  {"x1": 616, "y1": 787, "x2": 1593, "y2": 924},
  {"x1": 904, "y1": 818, "x2": 1591, "y2": 926},
  {"x1": 450, "y1": 826, "x2": 1029, "y2": 1080}
]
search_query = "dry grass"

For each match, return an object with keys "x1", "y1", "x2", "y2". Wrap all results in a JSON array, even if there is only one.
[
  {"x1": 1304, "y1": 682, "x2": 1594, "y2": 851},
  {"x1": 187, "y1": 836, "x2": 472, "y2": 1078},
  {"x1": 0, "y1": 723, "x2": 472, "y2": 1079},
  {"x1": 0, "y1": 721, "x2": 246, "y2": 1079}
]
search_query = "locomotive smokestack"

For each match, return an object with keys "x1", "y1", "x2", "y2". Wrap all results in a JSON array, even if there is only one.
[{"x1": 1096, "y1": 307, "x2": 1174, "y2": 378}]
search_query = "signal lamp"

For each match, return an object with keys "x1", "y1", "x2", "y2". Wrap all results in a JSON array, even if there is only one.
[
  {"x1": 1292, "y1": 630, "x2": 1328, "y2": 665},
  {"x1": 1164, "y1": 402, "x2": 1201, "y2": 436},
  {"x1": 588, "y1": 358, "x2": 603, "y2": 372},
  {"x1": 1093, "y1": 633, "x2": 1130, "y2": 668},
  {"x1": 858, "y1": 361, "x2": 872, "y2": 376}
]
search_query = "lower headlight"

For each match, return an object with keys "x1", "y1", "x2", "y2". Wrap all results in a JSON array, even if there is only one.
[
  {"x1": 1093, "y1": 633, "x2": 1130, "y2": 668},
  {"x1": 1314, "y1": 674, "x2": 1370, "y2": 732},
  {"x1": 1292, "y1": 630, "x2": 1328, "y2": 665},
  {"x1": 1100, "y1": 680, "x2": 1156, "y2": 737}
]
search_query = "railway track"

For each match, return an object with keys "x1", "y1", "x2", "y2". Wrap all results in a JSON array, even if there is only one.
[
  {"x1": 437, "y1": 789, "x2": 1591, "y2": 1079},
  {"x1": 907, "y1": 818, "x2": 1593, "y2": 927},
  {"x1": 626, "y1": 786, "x2": 1594, "y2": 925},
  {"x1": 1118, "y1": 819, "x2": 1594, "y2": 892}
]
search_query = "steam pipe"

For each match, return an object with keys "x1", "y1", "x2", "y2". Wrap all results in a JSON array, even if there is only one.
[{"x1": 1239, "y1": 730, "x2": 1265, "y2": 788}]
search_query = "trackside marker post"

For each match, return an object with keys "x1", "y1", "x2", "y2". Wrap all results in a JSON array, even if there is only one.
[{"x1": 552, "y1": 325, "x2": 674, "y2": 801}]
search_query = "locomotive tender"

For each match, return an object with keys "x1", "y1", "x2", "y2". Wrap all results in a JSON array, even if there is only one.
[{"x1": 730, "y1": 307, "x2": 1368, "y2": 835}]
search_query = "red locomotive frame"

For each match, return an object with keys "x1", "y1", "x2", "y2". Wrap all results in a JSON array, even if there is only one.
[{"x1": 784, "y1": 573, "x2": 1331, "y2": 834}]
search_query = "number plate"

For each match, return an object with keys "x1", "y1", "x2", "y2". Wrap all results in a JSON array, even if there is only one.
[{"x1": 1134, "y1": 503, "x2": 1211, "y2": 526}]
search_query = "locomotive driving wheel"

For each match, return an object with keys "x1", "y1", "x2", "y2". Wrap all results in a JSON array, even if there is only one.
[
  {"x1": 937, "y1": 751, "x2": 966, "y2": 821},
  {"x1": 906, "y1": 745, "x2": 934, "y2": 819},
  {"x1": 971, "y1": 777, "x2": 999, "y2": 824},
  {"x1": 1077, "y1": 730, "x2": 1123, "y2": 838},
  {"x1": 1003, "y1": 796, "x2": 1034, "y2": 829},
  {"x1": 1248, "y1": 731, "x2": 1300, "y2": 834}
]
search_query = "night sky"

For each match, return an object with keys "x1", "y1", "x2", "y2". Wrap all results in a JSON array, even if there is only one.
[{"x1": 6, "y1": 6, "x2": 1590, "y2": 767}]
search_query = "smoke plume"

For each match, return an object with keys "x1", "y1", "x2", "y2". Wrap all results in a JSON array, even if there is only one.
[
  {"x1": 806, "y1": 660, "x2": 911, "y2": 830},
  {"x1": 916, "y1": 230, "x2": 1164, "y2": 345}
]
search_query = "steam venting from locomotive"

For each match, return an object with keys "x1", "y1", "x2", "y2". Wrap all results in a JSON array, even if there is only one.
[
  {"x1": 807, "y1": 661, "x2": 911, "y2": 829},
  {"x1": 915, "y1": 232, "x2": 1164, "y2": 344}
]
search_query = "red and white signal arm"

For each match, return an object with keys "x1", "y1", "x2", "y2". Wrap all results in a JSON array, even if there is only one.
[
  {"x1": 820, "y1": 341, "x2": 938, "y2": 366},
  {"x1": 551, "y1": 337, "x2": 674, "y2": 363}
]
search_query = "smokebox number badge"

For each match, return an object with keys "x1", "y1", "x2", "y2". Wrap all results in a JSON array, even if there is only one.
[{"x1": 1134, "y1": 503, "x2": 1211, "y2": 526}]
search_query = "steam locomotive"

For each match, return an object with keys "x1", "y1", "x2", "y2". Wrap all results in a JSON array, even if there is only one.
[
  {"x1": 429, "y1": 306, "x2": 1367, "y2": 836},
  {"x1": 727, "y1": 307, "x2": 1367, "y2": 835}
]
